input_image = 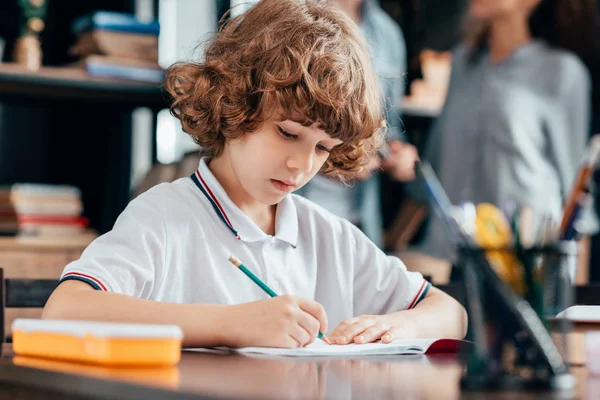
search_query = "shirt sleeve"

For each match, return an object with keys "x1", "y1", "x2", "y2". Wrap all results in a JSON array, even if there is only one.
[
  {"x1": 386, "y1": 27, "x2": 407, "y2": 142},
  {"x1": 349, "y1": 223, "x2": 430, "y2": 316},
  {"x1": 547, "y1": 57, "x2": 599, "y2": 234},
  {"x1": 59, "y1": 190, "x2": 167, "y2": 298}
]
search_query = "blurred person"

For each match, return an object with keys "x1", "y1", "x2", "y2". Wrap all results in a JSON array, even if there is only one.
[
  {"x1": 406, "y1": 0, "x2": 600, "y2": 269},
  {"x1": 296, "y1": 0, "x2": 419, "y2": 248}
]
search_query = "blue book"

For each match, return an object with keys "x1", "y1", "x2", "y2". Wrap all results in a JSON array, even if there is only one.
[
  {"x1": 72, "y1": 11, "x2": 160, "y2": 36},
  {"x1": 81, "y1": 55, "x2": 165, "y2": 84}
]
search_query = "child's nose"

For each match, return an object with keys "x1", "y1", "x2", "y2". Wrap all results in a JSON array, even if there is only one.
[{"x1": 287, "y1": 148, "x2": 315, "y2": 174}]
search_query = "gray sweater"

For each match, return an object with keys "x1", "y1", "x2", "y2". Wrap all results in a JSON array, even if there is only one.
[{"x1": 409, "y1": 40, "x2": 597, "y2": 260}]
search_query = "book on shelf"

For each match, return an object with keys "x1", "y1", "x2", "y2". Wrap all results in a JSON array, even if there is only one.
[
  {"x1": 70, "y1": 29, "x2": 158, "y2": 63},
  {"x1": 19, "y1": 218, "x2": 89, "y2": 237},
  {"x1": 72, "y1": 11, "x2": 160, "y2": 37},
  {"x1": 68, "y1": 11, "x2": 161, "y2": 83},
  {"x1": 73, "y1": 55, "x2": 164, "y2": 83},
  {"x1": 0, "y1": 184, "x2": 90, "y2": 237}
]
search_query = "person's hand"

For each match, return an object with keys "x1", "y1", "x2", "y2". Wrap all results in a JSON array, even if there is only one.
[
  {"x1": 328, "y1": 313, "x2": 418, "y2": 345},
  {"x1": 224, "y1": 295, "x2": 329, "y2": 348},
  {"x1": 354, "y1": 156, "x2": 381, "y2": 181},
  {"x1": 381, "y1": 140, "x2": 419, "y2": 181}
]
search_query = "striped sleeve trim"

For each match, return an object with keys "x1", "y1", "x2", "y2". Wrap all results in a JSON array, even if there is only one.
[
  {"x1": 59, "y1": 272, "x2": 108, "y2": 291},
  {"x1": 408, "y1": 280, "x2": 431, "y2": 309}
]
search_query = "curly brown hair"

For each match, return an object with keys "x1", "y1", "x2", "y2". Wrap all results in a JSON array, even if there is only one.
[{"x1": 163, "y1": 0, "x2": 385, "y2": 180}]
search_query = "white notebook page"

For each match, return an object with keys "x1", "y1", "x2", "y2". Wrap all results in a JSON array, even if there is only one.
[{"x1": 186, "y1": 338, "x2": 447, "y2": 357}]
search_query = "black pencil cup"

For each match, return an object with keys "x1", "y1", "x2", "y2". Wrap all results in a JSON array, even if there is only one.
[{"x1": 457, "y1": 241, "x2": 578, "y2": 392}]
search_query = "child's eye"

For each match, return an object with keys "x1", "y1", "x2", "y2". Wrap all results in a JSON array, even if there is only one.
[
  {"x1": 316, "y1": 144, "x2": 332, "y2": 153},
  {"x1": 278, "y1": 126, "x2": 297, "y2": 140}
]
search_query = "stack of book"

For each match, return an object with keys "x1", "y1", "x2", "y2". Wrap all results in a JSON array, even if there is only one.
[
  {"x1": 0, "y1": 189, "x2": 18, "y2": 236},
  {"x1": 69, "y1": 11, "x2": 163, "y2": 83},
  {"x1": 0, "y1": 184, "x2": 88, "y2": 237}
]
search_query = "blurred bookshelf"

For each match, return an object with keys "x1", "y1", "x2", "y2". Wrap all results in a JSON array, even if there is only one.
[
  {"x1": 0, "y1": 0, "x2": 168, "y2": 334},
  {"x1": 0, "y1": 62, "x2": 167, "y2": 237},
  {"x1": 0, "y1": 0, "x2": 167, "y2": 236},
  {"x1": 0, "y1": 0, "x2": 167, "y2": 337}
]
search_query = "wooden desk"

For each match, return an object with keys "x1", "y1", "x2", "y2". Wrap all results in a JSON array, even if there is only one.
[{"x1": 0, "y1": 344, "x2": 594, "y2": 399}]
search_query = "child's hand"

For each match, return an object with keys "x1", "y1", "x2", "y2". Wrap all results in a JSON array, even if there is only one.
[
  {"x1": 328, "y1": 314, "x2": 418, "y2": 345},
  {"x1": 224, "y1": 295, "x2": 328, "y2": 349}
]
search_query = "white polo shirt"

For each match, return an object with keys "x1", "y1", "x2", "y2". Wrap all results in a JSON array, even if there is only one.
[{"x1": 60, "y1": 158, "x2": 430, "y2": 327}]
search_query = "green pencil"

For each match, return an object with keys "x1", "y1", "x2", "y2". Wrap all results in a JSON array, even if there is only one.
[{"x1": 228, "y1": 255, "x2": 331, "y2": 344}]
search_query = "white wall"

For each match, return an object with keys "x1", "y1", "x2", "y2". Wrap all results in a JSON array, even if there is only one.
[
  {"x1": 156, "y1": 0, "x2": 218, "y2": 164},
  {"x1": 229, "y1": 0, "x2": 259, "y2": 17},
  {"x1": 131, "y1": 0, "x2": 219, "y2": 188}
]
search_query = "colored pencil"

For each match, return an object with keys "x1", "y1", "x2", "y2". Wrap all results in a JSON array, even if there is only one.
[{"x1": 228, "y1": 255, "x2": 331, "y2": 344}]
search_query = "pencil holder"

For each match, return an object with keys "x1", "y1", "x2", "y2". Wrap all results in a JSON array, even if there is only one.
[{"x1": 457, "y1": 241, "x2": 578, "y2": 392}]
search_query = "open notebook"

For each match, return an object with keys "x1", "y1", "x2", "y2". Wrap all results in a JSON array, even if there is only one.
[{"x1": 186, "y1": 338, "x2": 466, "y2": 357}]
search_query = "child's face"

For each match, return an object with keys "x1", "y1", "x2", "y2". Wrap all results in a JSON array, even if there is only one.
[{"x1": 226, "y1": 118, "x2": 343, "y2": 205}]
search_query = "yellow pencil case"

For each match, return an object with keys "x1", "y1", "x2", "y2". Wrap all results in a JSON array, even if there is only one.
[
  {"x1": 12, "y1": 356, "x2": 180, "y2": 388},
  {"x1": 12, "y1": 319, "x2": 183, "y2": 366}
]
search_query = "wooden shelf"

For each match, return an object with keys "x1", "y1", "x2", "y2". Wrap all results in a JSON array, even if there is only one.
[
  {"x1": 0, "y1": 231, "x2": 97, "y2": 251},
  {"x1": 0, "y1": 63, "x2": 167, "y2": 109}
]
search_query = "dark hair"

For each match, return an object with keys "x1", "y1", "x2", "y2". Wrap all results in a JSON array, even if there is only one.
[{"x1": 466, "y1": 0, "x2": 600, "y2": 67}]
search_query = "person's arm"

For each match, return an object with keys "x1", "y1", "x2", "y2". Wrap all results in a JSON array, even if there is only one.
[
  {"x1": 374, "y1": 286, "x2": 467, "y2": 341},
  {"x1": 385, "y1": 24, "x2": 407, "y2": 143},
  {"x1": 328, "y1": 286, "x2": 467, "y2": 345},
  {"x1": 327, "y1": 223, "x2": 467, "y2": 344},
  {"x1": 376, "y1": 19, "x2": 424, "y2": 181},
  {"x1": 547, "y1": 57, "x2": 598, "y2": 235},
  {"x1": 42, "y1": 281, "x2": 227, "y2": 347},
  {"x1": 43, "y1": 280, "x2": 329, "y2": 349}
]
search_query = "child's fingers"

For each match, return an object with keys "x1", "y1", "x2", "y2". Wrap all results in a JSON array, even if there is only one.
[
  {"x1": 382, "y1": 329, "x2": 395, "y2": 343},
  {"x1": 381, "y1": 326, "x2": 415, "y2": 343},
  {"x1": 328, "y1": 318, "x2": 356, "y2": 339},
  {"x1": 334, "y1": 320, "x2": 376, "y2": 344},
  {"x1": 353, "y1": 322, "x2": 391, "y2": 344},
  {"x1": 298, "y1": 298, "x2": 329, "y2": 334},
  {"x1": 296, "y1": 311, "x2": 320, "y2": 345},
  {"x1": 290, "y1": 323, "x2": 312, "y2": 347},
  {"x1": 286, "y1": 334, "x2": 303, "y2": 348}
]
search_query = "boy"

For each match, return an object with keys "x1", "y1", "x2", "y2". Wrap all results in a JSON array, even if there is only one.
[{"x1": 43, "y1": 0, "x2": 467, "y2": 348}]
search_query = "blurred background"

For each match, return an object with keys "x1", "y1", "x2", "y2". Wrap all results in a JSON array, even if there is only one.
[{"x1": 0, "y1": 0, "x2": 599, "y2": 334}]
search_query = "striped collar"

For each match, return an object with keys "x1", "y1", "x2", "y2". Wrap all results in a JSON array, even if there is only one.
[{"x1": 190, "y1": 158, "x2": 298, "y2": 247}]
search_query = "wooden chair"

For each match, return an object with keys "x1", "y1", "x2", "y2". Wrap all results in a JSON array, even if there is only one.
[
  {"x1": 0, "y1": 268, "x2": 58, "y2": 343},
  {"x1": 385, "y1": 198, "x2": 428, "y2": 251}
]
